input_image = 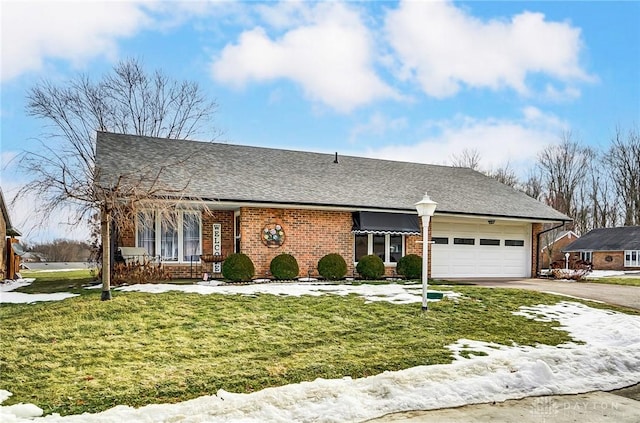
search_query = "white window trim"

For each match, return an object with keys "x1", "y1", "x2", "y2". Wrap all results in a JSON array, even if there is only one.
[
  {"x1": 354, "y1": 233, "x2": 405, "y2": 266},
  {"x1": 624, "y1": 250, "x2": 640, "y2": 267},
  {"x1": 135, "y1": 210, "x2": 202, "y2": 264},
  {"x1": 580, "y1": 251, "x2": 593, "y2": 262},
  {"x1": 234, "y1": 210, "x2": 241, "y2": 253}
]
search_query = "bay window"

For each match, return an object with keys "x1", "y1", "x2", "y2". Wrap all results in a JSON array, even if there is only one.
[
  {"x1": 136, "y1": 212, "x2": 156, "y2": 257},
  {"x1": 183, "y1": 212, "x2": 201, "y2": 261},
  {"x1": 136, "y1": 210, "x2": 201, "y2": 263},
  {"x1": 161, "y1": 213, "x2": 178, "y2": 261}
]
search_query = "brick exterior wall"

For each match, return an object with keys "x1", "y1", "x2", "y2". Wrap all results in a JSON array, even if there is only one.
[
  {"x1": 238, "y1": 207, "x2": 354, "y2": 278},
  {"x1": 531, "y1": 223, "x2": 543, "y2": 277},
  {"x1": 591, "y1": 251, "x2": 625, "y2": 270},
  {"x1": 116, "y1": 206, "x2": 435, "y2": 279},
  {"x1": 563, "y1": 251, "x2": 640, "y2": 271}
]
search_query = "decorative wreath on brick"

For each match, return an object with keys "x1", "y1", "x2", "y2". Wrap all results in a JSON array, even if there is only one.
[{"x1": 262, "y1": 223, "x2": 285, "y2": 247}]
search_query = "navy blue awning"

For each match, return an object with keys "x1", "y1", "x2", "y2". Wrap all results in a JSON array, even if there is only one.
[{"x1": 352, "y1": 212, "x2": 421, "y2": 235}]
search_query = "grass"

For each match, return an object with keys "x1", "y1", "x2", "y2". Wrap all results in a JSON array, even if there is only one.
[
  {"x1": 17, "y1": 269, "x2": 98, "y2": 294},
  {"x1": 4, "y1": 284, "x2": 633, "y2": 417},
  {"x1": 15, "y1": 270, "x2": 199, "y2": 294},
  {"x1": 582, "y1": 277, "x2": 640, "y2": 287}
]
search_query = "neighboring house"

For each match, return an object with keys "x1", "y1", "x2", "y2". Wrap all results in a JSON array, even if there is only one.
[
  {"x1": 1, "y1": 187, "x2": 22, "y2": 279},
  {"x1": 563, "y1": 226, "x2": 640, "y2": 271},
  {"x1": 22, "y1": 252, "x2": 48, "y2": 262},
  {"x1": 95, "y1": 132, "x2": 570, "y2": 280},
  {"x1": 540, "y1": 230, "x2": 580, "y2": 269}
]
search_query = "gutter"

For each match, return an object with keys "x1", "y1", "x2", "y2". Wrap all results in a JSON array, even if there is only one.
[{"x1": 536, "y1": 221, "x2": 570, "y2": 276}]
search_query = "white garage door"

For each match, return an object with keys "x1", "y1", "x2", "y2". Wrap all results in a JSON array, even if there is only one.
[{"x1": 431, "y1": 221, "x2": 531, "y2": 278}]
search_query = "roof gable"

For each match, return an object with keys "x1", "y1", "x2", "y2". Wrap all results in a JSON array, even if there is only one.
[
  {"x1": 541, "y1": 230, "x2": 579, "y2": 252},
  {"x1": 564, "y1": 226, "x2": 640, "y2": 251},
  {"x1": 0, "y1": 187, "x2": 21, "y2": 237},
  {"x1": 95, "y1": 132, "x2": 570, "y2": 221}
]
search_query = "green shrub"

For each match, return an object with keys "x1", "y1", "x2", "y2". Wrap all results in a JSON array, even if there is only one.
[
  {"x1": 356, "y1": 255, "x2": 385, "y2": 280},
  {"x1": 396, "y1": 254, "x2": 422, "y2": 279},
  {"x1": 270, "y1": 253, "x2": 300, "y2": 280},
  {"x1": 317, "y1": 253, "x2": 347, "y2": 280},
  {"x1": 222, "y1": 253, "x2": 255, "y2": 282}
]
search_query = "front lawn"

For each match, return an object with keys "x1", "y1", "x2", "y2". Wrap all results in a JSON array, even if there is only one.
[
  {"x1": 0, "y1": 285, "x2": 605, "y2": 416},
  {"x1": 583, "y1": 277, "x2": 640, "y2": 287},
  {"x1": 17, "y1": 269, "x2": 98, "y2": 294}
]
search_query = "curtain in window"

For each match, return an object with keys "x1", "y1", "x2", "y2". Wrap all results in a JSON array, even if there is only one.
[
  {"x1": 183, "y1": 212, "x2": 201, "y2": 261},
  {"x1": 137, "y1": 212, "x2": 156, "y2": 256},
  {"x1": 161, "y1": 214, "x2": 178, "y2": 261}
]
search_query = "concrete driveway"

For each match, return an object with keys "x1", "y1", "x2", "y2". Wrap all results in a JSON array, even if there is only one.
[{"x1": 464, "y1": 279, "x2": 640, "y2": 310}]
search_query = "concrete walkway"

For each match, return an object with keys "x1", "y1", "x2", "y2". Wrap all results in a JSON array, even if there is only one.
[
  {"x1": 367, "y1": 390, "x2": 640, "y2": 422},
  {"x1": 369, "y1": 280, "x2": 640, "y2": 422}
]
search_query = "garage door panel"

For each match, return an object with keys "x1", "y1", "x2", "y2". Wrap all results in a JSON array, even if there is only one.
[{"x1": 431, "y1": 221, "x2": 530, "y2": 278}]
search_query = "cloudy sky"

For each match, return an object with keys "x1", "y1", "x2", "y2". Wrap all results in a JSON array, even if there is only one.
[{"x1": 1, "y1": 0, "x2": 639, "y2": 242}]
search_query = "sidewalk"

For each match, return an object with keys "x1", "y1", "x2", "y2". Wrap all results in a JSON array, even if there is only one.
[{"x1": 367, "y1": 390, "x2": 640, "y2": 422}]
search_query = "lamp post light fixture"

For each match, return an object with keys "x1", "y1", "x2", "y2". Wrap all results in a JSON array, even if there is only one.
[
  {"x1": 565, "y1": 252, "x2": 570, "y2": 270},
  {"x1": 415, "y1": 192, "x2": 438, "y2": 311}
]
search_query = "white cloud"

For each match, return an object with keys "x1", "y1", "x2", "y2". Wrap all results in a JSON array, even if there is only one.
[
  {"x1": 363, "y1": 108, "x2": 568, "y2": 175},
  {"x1": 543, "y1": 84, "x2": 582, "y2": 102},
  {"x1": 211, "y1": 2, "x2": 397, "y2": 113},
  {"x1": 385, "y1": 0, "x2": 592, "y2": 98},
  {"x1": 349, "y1": 112, "x2": 408, "y2": 143},
  {"x1": 254, "y1": 0, "x2": 310, "y2": 30},
  {"x1": 0, "y1": 1, "x2": 153, "y2": 82}
]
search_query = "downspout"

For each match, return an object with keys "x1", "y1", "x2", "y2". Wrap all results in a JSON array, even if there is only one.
[{"x1": 535, "y1": 221, "x2": 569, "y2": 277}]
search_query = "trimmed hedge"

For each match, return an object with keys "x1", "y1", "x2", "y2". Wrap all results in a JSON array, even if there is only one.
[
  {"x1": 317, "y1": 253, "x2": 347, "y2": 280},
  {"x1": 270, "y1": 253, "x2": 299, "y2": 280},
  {"x1": 222, "y1": 253, "x2": 255, "y2": 282},
  {"x1": 356, "y1": 254, "x2": 385, "y2": 280},
  {"x1": 396, "y1": 254, "x2": 422, "y2": 279}
]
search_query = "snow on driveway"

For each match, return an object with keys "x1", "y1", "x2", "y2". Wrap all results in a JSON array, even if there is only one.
[{"x1": 1, "y1": 283, "x2": 639, "y2": 422}]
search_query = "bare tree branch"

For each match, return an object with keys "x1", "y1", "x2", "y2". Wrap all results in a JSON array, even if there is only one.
[{"x1": 13, "y1": 57, "x2": 221, "y2": 299}]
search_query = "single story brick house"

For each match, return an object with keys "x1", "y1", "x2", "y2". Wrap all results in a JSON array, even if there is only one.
[
  {"x1": 540, "y1": 230, "x2": 579, "y2": 269},
  {"x1": 563, "y1": 226, "x2": 640, "y2": 271},
  {"x1": 95, "y1": 132, "x2": 570, "y2": 279}
]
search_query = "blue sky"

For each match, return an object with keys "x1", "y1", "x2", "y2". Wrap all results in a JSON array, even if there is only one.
[{"x1": 1, "y1": 0, "x2": 639, "y2": 242}]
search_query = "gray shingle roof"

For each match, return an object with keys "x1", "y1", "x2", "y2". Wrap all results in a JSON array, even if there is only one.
[
  {"x1": 563, "y1": 226, "x2": 640, "y2": 252},
  {"x1": 95, "y1": 132, "x2": 570, "y2": 221}
]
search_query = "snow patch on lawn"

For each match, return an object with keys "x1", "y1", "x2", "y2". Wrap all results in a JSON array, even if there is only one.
[
  {"x1": 116, "y1": 281, "x2": 460, "y2": 304},
  {"x1": 0, "y1": 279, "x2": 79, "y2": 304},
  {"x1": 1, "y1": 301, "x2": 638, "y2": 423}
]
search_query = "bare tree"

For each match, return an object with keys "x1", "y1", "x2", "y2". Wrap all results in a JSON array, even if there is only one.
[
  {"x1": 486, "y1": 162, "x2": 519, "y2": 188},
  {"x1": 536, "y1": 133, "x2": 592, "y2": 228},
  {"x1": 14, "y1": 58, "x2": 220, "y2": 300},
  {"x1": 605, "y1": 126, "x2": 640, "y2": 226},
  {"x1": 521, "y1": 169, "x2": 544, "y2": 200},
  {"x1": 585, "y1": 155, "x2": 620, "y2": 230},
  {"x1": 450, "y1": 148, "x2": 481, "y2": 170}
]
